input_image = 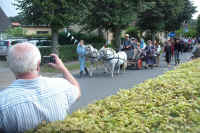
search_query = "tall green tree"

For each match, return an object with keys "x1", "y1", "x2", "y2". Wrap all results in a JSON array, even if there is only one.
[
  {"x1": 136, "y1": 0, "x2": 196, "y2": 42},
  {"x1": 164, "y1": 0, "x2": 196, "y2": 32},
  {"x1": 16, "y1": 0, "x2": 81, "y2": 54},
  {"x1": 136, "y1": 1, "x2": 165, "y2": 43},
  {"x1": 197, "y1": 15, "x2": 200, "y2": 36},
  {"x1": 80, "y1": 0, "x2": 139, "y2": 48}
]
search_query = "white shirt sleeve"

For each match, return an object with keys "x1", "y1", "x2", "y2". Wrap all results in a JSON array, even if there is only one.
[
  {"x1": 59, "y1": 78, "x2": 79, "y2": 107},
  {"x1": 42, "y1": 77, "x2": 80, "y2": 107}
]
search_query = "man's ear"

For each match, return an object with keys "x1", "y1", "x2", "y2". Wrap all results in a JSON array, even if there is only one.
[{"x1": 37, "y1": 61, "x2": 41, "y2": 72}]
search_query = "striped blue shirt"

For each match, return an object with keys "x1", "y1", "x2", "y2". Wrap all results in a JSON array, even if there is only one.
[{"x1": 0, "y1": 76, "x2": 79, "y2": 133}]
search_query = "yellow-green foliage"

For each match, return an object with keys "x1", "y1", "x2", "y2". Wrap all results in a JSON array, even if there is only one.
[{"x1": 27, "y1": 59, "x2": 200, "y2": 133}]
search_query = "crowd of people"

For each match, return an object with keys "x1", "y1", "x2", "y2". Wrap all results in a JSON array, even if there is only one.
[{"x1": 121, "y1": 34, "x2": 199, "y2": 68}]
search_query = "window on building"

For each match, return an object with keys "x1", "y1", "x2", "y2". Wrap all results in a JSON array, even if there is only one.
[{"x1": 37, "y1": 31, "x2": 49, "y2": 34}]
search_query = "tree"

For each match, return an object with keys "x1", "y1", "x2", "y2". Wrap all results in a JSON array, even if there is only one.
[
  {"x1": 16, "y1": 0, "x2": 81, "y2": 54},
  {"x1": 136, "y1": 0, "x2": 196, "y2": 43},
  {"x1": 197, "y1": 15, "x2": 200, "y2": 36},
  {"x1": 80, "y1": 0, "x2": 139, "y2": 48},
  {"x1": 164, "y1": 0, "x2": 196, "y2": 32},
  {"x1": 136, "y1": 1, "x2": 165, "y2": 43}
]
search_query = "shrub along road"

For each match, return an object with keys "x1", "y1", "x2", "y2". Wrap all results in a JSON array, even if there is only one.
[
  {"x1": 0, "y1": 53, "x2": 192, "y2": 114},
  {"x1": 69, "y1": 52, "x2": 192, "y2": 113}
]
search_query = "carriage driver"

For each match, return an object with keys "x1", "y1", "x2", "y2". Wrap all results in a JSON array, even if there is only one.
[
  {"x1": 123, "y1": 34, "x2": 131, "y2": 49},
  {"x1": 123, "y1": 34, "x2": 132, "y2": 59},
  {"x1": 76, "y1": 40, "x2": 89, "y2": 77}
]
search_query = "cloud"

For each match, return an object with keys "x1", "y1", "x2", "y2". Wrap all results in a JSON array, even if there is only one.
[
  {"x1": 0, "y1": 0, "x2": 19, "y2": 17},
  {"x1": 191, "y1": 0, "x2": 200, "y2": 19}
]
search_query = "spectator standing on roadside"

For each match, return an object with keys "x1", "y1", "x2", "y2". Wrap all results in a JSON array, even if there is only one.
[
  {"x1": 0, "y1": 43, "x2": 81, "y2": 133},
  {"x1": 170, "y1": 38, "x2": 175, "y2": 59},
  {"x1": 164, "y1": 41, "x2": 172, "y2": 67},
  {"x1": 76, "y1": 40, "x2": 89, "y2": 77},
  {"x1": 180, "y1": 38, "x2": 185, "y2": 54},
  {"x1": 174, "y1": 38, "x2": 182, "y2": 65},
  {"x1": 154, "y1": 40, "x2": 161, "y2": 67}
]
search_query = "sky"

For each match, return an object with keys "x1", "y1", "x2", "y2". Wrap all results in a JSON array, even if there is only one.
[{"x1": 0, "y1": 0, "x2": 200, "y2": 19}]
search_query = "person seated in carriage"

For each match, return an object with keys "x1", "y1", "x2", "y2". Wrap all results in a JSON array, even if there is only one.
[
  {"x1": 133, "y1": 42, "x2": 142, "y2": 60},
  {"x1": 140, "y1": 38, "x2": 146, "y2": 50}
]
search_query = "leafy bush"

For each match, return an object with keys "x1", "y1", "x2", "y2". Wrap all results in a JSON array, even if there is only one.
[
  {"x1": 6, "y1": 27, "x2": 26, "y2": 37},
  {"x1": 59, "y1": 45, "x2": 78, "y2": 62},
  {"x1": 27, "y1": 59, "x2": 200, "y2": 133}
]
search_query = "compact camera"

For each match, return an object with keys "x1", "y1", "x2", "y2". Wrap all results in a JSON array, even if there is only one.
[{"x1": 42, "y1": 56, "x2": 56, "y2": 64}]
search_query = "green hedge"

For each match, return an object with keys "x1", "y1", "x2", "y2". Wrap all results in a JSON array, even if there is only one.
[
  {"x1": 27, "y1": 59, "x2": 200, "y2": 133},
  {"x1": 39, "y1": 45, "x2": 78, "y2": 62}
]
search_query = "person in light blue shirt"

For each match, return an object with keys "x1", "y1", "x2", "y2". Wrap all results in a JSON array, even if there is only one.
[
  {"x1": 0, "y1": 43, "x2": 81, "y2": 133},
  {"x1": 76, "y1": 40, "x2": 88, "y2": 77},
  {"x1": 140, "y1": 38, "x2": 146, "y2": 50}
]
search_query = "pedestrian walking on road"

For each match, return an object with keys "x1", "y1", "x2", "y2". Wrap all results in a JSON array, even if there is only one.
[
  {"x1": 164, "y1": 41, "x2": 172, "y2": 67},
  {"x1": 154, "y1": 40, "x2": 161, "y2": 67},
  {"x1": 76, "y1": 40, "x2": 89, "y2": 77},
  {"x1": 174, "y1": 38, "x2": 182, "y2": 65}
]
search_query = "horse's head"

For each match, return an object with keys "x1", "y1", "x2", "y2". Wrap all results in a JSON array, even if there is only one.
[{"x1": 85, "y1": 44, "x2": 93, "y2": 56}]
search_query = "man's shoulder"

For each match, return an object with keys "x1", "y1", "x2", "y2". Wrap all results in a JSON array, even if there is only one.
[
  {"x1": 40, "y1": 76, "x2": 68, "y2": 84},
  {"x1": 0, "y1": 77, "x2": 70, "y2": 109}
]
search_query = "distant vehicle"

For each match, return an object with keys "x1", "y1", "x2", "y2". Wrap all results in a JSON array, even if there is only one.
[
  {"x1": 0, "y1": 40, "x2": 10, "y2": 57},
  {"x1": 28, "y1": 40, "x2": 40, "y2": 46},
  {"x1": 28, "y1": 40, "x2": 52, "y2": 48},
  {"x1": 0, "y1": 39, "x2": 27, "y2": 57}
]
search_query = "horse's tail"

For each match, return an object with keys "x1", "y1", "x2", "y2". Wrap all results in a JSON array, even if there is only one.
[{"x1": 122, "y1": 60, "x2": 127, "y2": 72}]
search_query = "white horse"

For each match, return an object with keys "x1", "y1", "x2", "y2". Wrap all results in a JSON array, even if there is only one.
[
  {"x1": 85, "y1": 45, "x2": 100, "y2": 77},
  {"x1": 99, "y1": 47, "x2": 127, "y2": 77}
]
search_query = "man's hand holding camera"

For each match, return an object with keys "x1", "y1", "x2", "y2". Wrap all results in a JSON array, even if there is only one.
[{"x1": 48, "y1": 54, "x2": 67, "y2": 72}]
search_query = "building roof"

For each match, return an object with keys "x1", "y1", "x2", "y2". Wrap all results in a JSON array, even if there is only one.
[
  {"x1": 0, "y1": 7, "x2": 10, "y2": 32},
  {"x1": 12, "y1": 22, "x2": 21, "y2": 27}
]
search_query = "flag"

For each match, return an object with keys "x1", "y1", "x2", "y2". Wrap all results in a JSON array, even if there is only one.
[
  {"x1": 67, "y1": 32, "x2": 71, "y2": 37},
  {"x1": 64, "y1": 28, "x2": 67, "y2": 34},
  {"x1": 74, "y1": 40, "x2": 78, "y2": 44}
]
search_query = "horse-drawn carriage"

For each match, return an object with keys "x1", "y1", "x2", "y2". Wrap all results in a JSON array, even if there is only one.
[
  {"x1": 122, "y1": 47, "x2": 145, "y2": 69},
  {"x1": 85, "y1": 45, "x2": 127, "y2": 77}
]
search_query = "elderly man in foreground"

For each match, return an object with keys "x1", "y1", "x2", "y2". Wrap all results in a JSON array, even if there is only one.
[{"x1": 0, "y1": 43, "x2": 81, "y2": 133}]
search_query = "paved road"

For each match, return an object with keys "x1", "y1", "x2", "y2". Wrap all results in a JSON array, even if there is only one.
[{"x1": 0, "y1": 53, "x2": 192, "y2": 114}]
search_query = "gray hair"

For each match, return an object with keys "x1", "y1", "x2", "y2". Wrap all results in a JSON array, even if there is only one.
[{"x1": 7, "y1": 42, "x2": 41, "y2": 75}]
